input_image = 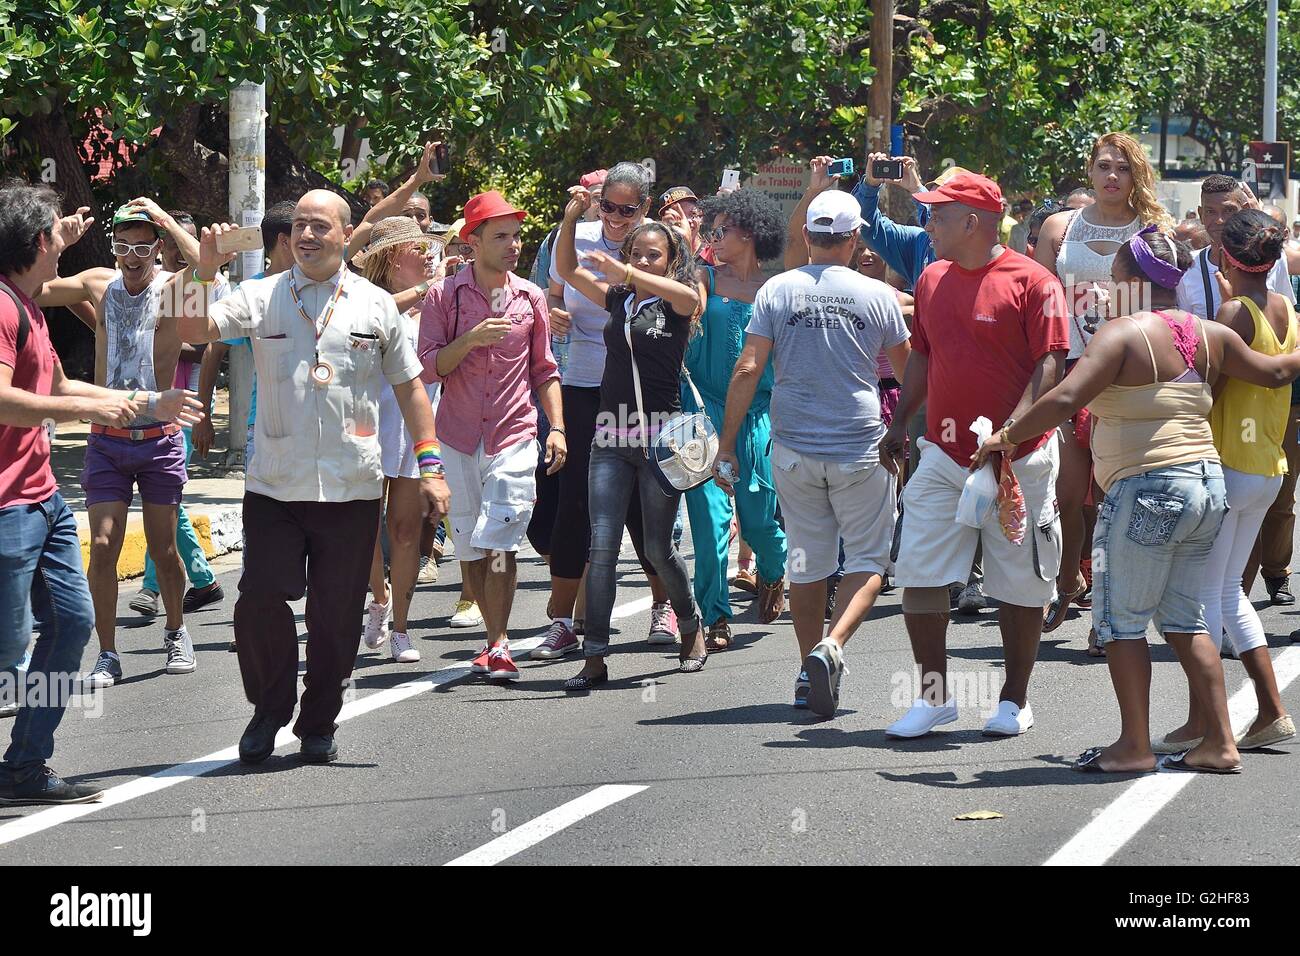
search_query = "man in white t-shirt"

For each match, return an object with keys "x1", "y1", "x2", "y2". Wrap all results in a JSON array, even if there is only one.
[{"x1": 1176, "y1": 175, "x2": 1296, "y2": 319}]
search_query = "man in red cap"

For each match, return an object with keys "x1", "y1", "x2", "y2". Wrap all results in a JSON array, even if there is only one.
[
  {"x1": 419, "y1": 191, "x2": 566, "y2": 681},
  {"x1": 879, "y1": 172, "x2": 1069, "y2": 740}
]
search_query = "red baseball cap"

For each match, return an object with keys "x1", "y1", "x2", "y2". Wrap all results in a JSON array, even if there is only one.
[
  {"x1": 912, "y1": 172, "x2": 1004, "y2": 214},
  {"x1": 580, "y1": 169, "x2": 608, "y2": 190},
  {"x1": 461, "y1": 190, "x2": 528, "y2": 238}
]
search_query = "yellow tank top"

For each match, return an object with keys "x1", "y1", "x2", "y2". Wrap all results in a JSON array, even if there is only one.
[{"x1": 1210, "y1": 295, "x2": 1296, "y2": 477}]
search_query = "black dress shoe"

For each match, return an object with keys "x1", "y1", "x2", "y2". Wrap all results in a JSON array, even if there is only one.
[
  {"x1": 0, "y1": 766, "x2": 104, "y2": 805},
  {"x1": 183, "y1": 582, "x2": 225, "y2": 613},
  {"x1": 239, "y1": 712, "x2": 283, "y2": 764},
  {"x1": 299, "y1": 734, "x2": 338, "y2": 763}
]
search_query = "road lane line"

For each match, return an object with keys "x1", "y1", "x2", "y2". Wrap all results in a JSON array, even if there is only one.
[
  {"x1": 1044, "y1": 645, "x2": 1300, "y2": 866},
  {"x1": 0, "y1": 586, "x2": 663, "y2": 849},
  {"x1": 443, "y1": 784, "x2": 648, "y2": 866}
]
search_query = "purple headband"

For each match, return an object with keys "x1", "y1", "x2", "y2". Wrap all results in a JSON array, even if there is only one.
[{"x1": 1128, "y1": 224, "x2": 1184, "y2": 289}]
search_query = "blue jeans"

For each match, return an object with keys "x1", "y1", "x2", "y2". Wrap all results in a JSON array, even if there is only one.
[
  {"x1": 1093, "y1": 460, "x2": 1227, "y2": 644},
  {"x1": 0, "y1": 493, "x2": 95, "y2": 780},
  {"x1": 583, "y1": 442, "x2": 699, "y2": 657}
]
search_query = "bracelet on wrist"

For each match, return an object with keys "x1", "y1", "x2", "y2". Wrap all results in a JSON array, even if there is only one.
[
  {"x1": 549, "y1": 427, "x2": 566, "y2": 435},
  {"x1": 147, "y1": 391, "x2": 159, "y2": 416},
  {"x1": 420, "y1": 463, "x2": 446, "y2": 478},
  {"x1": 191, "y1": 269, "x2": 213, "y2": 286}
]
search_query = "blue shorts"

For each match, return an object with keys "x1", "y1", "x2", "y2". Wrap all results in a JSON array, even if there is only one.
[{"x1": 1092, "y1": 460, "x2": 1226, "y2": 644}]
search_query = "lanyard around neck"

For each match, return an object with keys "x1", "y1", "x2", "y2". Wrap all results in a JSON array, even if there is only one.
[{"x1": 289, "y1": 267, "x2": 347, "y2": 341}]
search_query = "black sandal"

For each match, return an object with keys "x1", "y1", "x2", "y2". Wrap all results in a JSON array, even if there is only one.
[
  {"x1": 1073, "y1": 746, "x2": 1156, "y2": 774},
  {"x1": 564, "y1": 666, "x2": 608, "y2": 692},
  {"x1": 1043, "y1": 581, "x2": 1085, "y2": 633},
  {"x1": 1162, "y1": 751, "x2": 1242, "y2": 775}
]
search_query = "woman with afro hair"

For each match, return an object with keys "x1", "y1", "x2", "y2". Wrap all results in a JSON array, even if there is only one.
[{"x1": 683, "y1": 187, "x2": 789, "y2": 650}]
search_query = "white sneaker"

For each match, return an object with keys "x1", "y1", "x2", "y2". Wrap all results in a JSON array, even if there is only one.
[
  {"x1": 886, "y1": 698, "x2": 959, "y2": 738},
  {"x1": 983, "y1": 700, "x2": 1033, "y2": 736},
  {"x1": 389, "y1": 631, "x2": 421, "y2": 663},
  {"x1": 417, "y1": 556, "x2": 439, "y2": 584},
  {"x1": 362, "y1": 600, "x2": 390, "y2": 649},
  {"x1": 449, "y1": 600, "x2": 483, "y2": 628}
]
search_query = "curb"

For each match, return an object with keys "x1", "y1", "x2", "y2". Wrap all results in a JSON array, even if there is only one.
[{"x1": 78, "y1": 507, "x2": 244, "y2": 581}]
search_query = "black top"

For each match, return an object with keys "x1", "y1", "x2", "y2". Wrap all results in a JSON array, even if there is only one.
[{"x1": 599, "y1": 287, "x2": 691, "y2": 421}]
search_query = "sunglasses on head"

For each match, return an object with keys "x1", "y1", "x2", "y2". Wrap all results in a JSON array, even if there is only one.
[
  {"x1": 599, "y1": 198, "x2": 642, "y2": 218},
  {"x1": 111, "y1": 239, "x2": 160, "y2": 258}
]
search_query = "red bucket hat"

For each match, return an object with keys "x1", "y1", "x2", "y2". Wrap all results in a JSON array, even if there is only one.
[{"x1": 462, "y1": 190, "x2": 528, "y2": 238}]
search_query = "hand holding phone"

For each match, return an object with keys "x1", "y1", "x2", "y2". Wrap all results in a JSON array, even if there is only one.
[
  {"x1": 214, "y1": 225, "x2": 263, "y2": 255},
  {"x1": 720, "y1": 168, "x2": 741, "y2": 192},
  {"x1": 428, "y1": 142, "x2": 450, "y2": 177}
]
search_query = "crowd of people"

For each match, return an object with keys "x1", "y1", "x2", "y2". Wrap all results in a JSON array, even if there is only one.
[{"x1": 1, "y1": 129, "x2": 1298, "y2": 804}]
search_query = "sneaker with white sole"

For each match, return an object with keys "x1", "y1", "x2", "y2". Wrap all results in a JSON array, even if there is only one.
[
  {"x1": 886, "y1": 697, "x2": 959, "y2": 738},
  {"x1": 450, "y1": 600, "x2": 483, "y2": 628},
  {"x1": 390, "y1": 631, "x2": 421, "y2": 663},
  {"x1": 803, "y1": 639, "x2": 844, "y2": 717},
  {"x1": 362, "y1": 600, "x2": 390, "y2": 649},
  {"x1": 486, "y1": 642, "x2": 520, "y2": 681},
  {"x1": 163, "y1": 627, "x2": 196, "y2": 674},
  {"x1": 83, "y1": 651, "x2": 122, "y2": 689},
  {"x1": 470, "y1": 644, "x2": 491, "y2": 674},
  {"x1": 956, "y1": 581, "x2": 986, "y2": 614},
  {"x1": 983, "y1": 700, "x2": 1033, "y2": 736},
  {"x1": 647, "y1": 602, "x2": 678, "y2": 645},
  {"x1": 530, "y1": 620, "x2": 580, "y2": 659},
  {"x1": 128, "y1": 588, "x2": 159, "y2": 617}
]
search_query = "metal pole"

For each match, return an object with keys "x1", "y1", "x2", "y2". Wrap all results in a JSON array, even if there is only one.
[
  {"x1": 1265, "y1": 0, "x2": 1278, "y2": 141},
  {"x1": 224, "y1": 11, "x2": 266, "y2": 464}
]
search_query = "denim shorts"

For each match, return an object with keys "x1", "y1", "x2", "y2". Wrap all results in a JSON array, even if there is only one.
[{"x1": 1092, "y1": 460, "x2": 1227, "y2": 644}]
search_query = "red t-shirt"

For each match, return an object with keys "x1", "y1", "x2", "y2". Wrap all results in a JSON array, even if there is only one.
[
  {"x1": 912, "y1": 248, "x2": 1068, "y2": 465},
  {"x1": 0, "y1": 275, "x2": 60, "y2": 508}
]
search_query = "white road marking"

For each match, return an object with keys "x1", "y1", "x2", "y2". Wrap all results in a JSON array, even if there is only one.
[
  {"x1": 0, "y1": 586, "x2": 663, "y2": 849},
  {"x1": 443, "y1": 784, "x2": 648, "y2": 866},
  {"x1": 1043, "y1": 645, "x2": 1300, "y2": 866}
]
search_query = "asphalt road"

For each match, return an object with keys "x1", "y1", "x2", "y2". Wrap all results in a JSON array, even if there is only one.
[{"x1": 1, "y1": 529, "x2": 1297, "y2": 866}]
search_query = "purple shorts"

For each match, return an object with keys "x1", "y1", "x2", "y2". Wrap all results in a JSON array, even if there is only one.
[{"x1": 81, "y1": 431, "x2": 187, "y2": 507}]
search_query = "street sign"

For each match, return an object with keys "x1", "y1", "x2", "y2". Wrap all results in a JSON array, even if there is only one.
[{"x1": 1244, "y1": 141, "x2": 1290, "y2": 201}]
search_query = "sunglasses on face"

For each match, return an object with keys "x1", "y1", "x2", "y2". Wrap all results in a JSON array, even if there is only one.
[
  {"x1": 706, "y1": 225, "x2": 739, "y2": 243},
  {"x1": 599, "y1": 198, "x2": 642, "y2": 218},
  {"x1": 111, "y1": 240, "x2": 160, "y2": 258}
]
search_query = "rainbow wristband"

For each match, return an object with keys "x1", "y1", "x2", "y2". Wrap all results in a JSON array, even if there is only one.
[{"x1": 415, "y1": 440, "x2": 443, "y2": 476}]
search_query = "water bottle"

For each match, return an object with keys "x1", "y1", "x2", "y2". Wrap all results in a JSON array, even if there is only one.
[{"x1": 551, "y1": 332, "x2": 570, "y2": 377}]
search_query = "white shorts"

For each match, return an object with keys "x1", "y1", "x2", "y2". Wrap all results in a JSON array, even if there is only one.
[
  {"x1": 442, "y1": 438, "x2": 538, "y2": 558},
  {"x1": 379, "y1": 382, "x2": 440, "y2": 479},
  {"x1": 894, "y1": 437, "x2": 1061, "y2": 606},
  {"x1": 770, "y1": 441, "x2": 897, "y2": 585}
]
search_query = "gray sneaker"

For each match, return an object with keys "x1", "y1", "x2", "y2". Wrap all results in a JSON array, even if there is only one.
[
  {"x1": 84, "y1": 651, "x2": 122, "y2": 688},
  {"x1": 803, "y1": 639, "x2": 844, "y2": 718},
  {"x1": 164, "y1": 627, "x2": 196, "y2": 674},
  {"x1": 128, "y1": 588, "x2": 159, "y2": 617},
  {"x1": 957, "y1": 582, "x2": 987, "y2": 614}
]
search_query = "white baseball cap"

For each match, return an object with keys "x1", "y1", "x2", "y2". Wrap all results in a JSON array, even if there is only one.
[{"x1": 806, "y1": 190, "x2": 866, "y2": 233}]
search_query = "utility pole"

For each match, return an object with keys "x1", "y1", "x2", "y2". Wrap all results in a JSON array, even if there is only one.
[
  {"x1": 1265, "y1": 0, "x2": 1278, "y2": 141},
  {"x1": 868, "y1": 0, "x2": 894, "y2": 154},
  {"x1": 224, "y1": 10, "x2": 266, "y2": 466}
]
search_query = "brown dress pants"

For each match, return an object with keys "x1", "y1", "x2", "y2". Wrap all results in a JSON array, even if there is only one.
[{"x1": 234, "y1": 492, "x2": 381, "y2": 738}]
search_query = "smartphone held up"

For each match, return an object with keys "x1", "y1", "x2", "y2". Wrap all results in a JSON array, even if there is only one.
[{"x1": 870, "y1": 158, "x2": 904, "y2": 181}]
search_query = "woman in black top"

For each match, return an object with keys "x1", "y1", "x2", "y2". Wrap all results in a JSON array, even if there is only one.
[{"x1": 555, "y1": 186, "x2": 706, "y2": 689}]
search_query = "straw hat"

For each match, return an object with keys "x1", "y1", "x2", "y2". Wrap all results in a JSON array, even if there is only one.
[{"x1": 352, "y1": 216, "x2": 429, "y2": 265}]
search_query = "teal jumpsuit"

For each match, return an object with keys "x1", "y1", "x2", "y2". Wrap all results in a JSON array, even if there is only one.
[{"x1": 682, "y1": 267, "x2": 786, "y2": 625}]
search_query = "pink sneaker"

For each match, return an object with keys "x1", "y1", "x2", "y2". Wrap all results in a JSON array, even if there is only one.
[
  {"x1": 648, "y1": 602, "x2": 678, "y2": 645},
  {"x1": 487, "y1": 642, "x2": 520, "y2": 681},
  {"x1": 470, "y1": 644, "x2": 491, "y2": 674},
  {"x1": 530, "y1": 620, "x2": 580, "y2": 659}
]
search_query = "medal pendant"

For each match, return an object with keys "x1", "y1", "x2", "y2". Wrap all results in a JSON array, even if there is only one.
[{"x1": 311, "y1": 360, "x2": 335, "y2": 387}]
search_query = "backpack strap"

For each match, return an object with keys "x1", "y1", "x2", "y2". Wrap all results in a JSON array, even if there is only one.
[{"x1": 0, "y1": 280, "x2": 31, "y2": 356}]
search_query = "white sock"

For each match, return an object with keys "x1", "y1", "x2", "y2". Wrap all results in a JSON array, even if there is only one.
[{"x1": 556, "y1": 617, "x2": 574, "y2": 629}]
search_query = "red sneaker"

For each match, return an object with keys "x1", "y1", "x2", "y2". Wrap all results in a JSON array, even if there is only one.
[
  {"x1": 470, "y1": 644, "x2": 491, "y2": 674},
  {"x1": 487, "y1": 642, "x2": 520, "y2": 681}
]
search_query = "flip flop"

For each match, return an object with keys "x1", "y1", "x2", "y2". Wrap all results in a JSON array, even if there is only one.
[
  {"x1": 1161, "y1": 751, "x2": 1242, "y2": 775},
  {"x1": 1072, "y1": 747, "x2": 1157, "y2": 774},
  {"x1": 1043, "y1": 582, "x2": 1085, "y2": 633}
]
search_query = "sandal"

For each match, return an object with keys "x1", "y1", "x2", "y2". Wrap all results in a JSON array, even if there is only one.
[
  {"x1": 678, "y1": 651, "x2": 708, "y2": 674},
  {"x1": 1086, "y1": 628, "x2": 1106, "y2": 658},
  {"x1": 704, "y1": 619, "x2": 733, "y2": 652},
  {"x1": 730, "y1": 567, "x2": 758, "y2": 593},
  {"x1": 757, "y1": 576, "x2": 786, "y2": 625},
  {"x1": 564, "y1": 665, "x2": 608, "y2": 692},
  {"x1": 1073, "y1": 746, "x2": 1156, "y2": 774},
  {"x1": 1042, "y1": 580, "x2": 1085, "y2": 633},
  {"x1": 1161, "y1": 751, "x2": 1242, "y2": 775}
]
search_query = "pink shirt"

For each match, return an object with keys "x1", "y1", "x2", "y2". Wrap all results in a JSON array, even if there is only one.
[
  {"x1": 0, "y1": 276, "x2": 59, "y2": 508},
  {"x1": 418, "y1": 268, "x2": 558, "y2": 456}
]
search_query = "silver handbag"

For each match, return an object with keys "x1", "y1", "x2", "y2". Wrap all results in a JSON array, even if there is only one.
[{"x1": 625, "y1": 311, "x2": 718, "y2": 495}]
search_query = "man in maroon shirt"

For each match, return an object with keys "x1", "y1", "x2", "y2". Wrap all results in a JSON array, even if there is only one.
[
  {"x1": 0, "y1": 182, "x2": 199, "y2": 804},
  {"x1": 420, "y1": 191, "x2": 565, "y2": 682},
  {"x1": 880, "y1": 173, "x2": 1069, "y2": 740}
]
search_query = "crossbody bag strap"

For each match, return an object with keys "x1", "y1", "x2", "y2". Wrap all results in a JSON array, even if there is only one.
[
  {"x1": 0, "y1": 281, "x2": 30, "y2": 355},
  {"x1": 624, "y1": 303, "x2": 648, "y2": 452},
  {"x1": 1199, "y1": 247, "x2": 1216, "y2": 318}
]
